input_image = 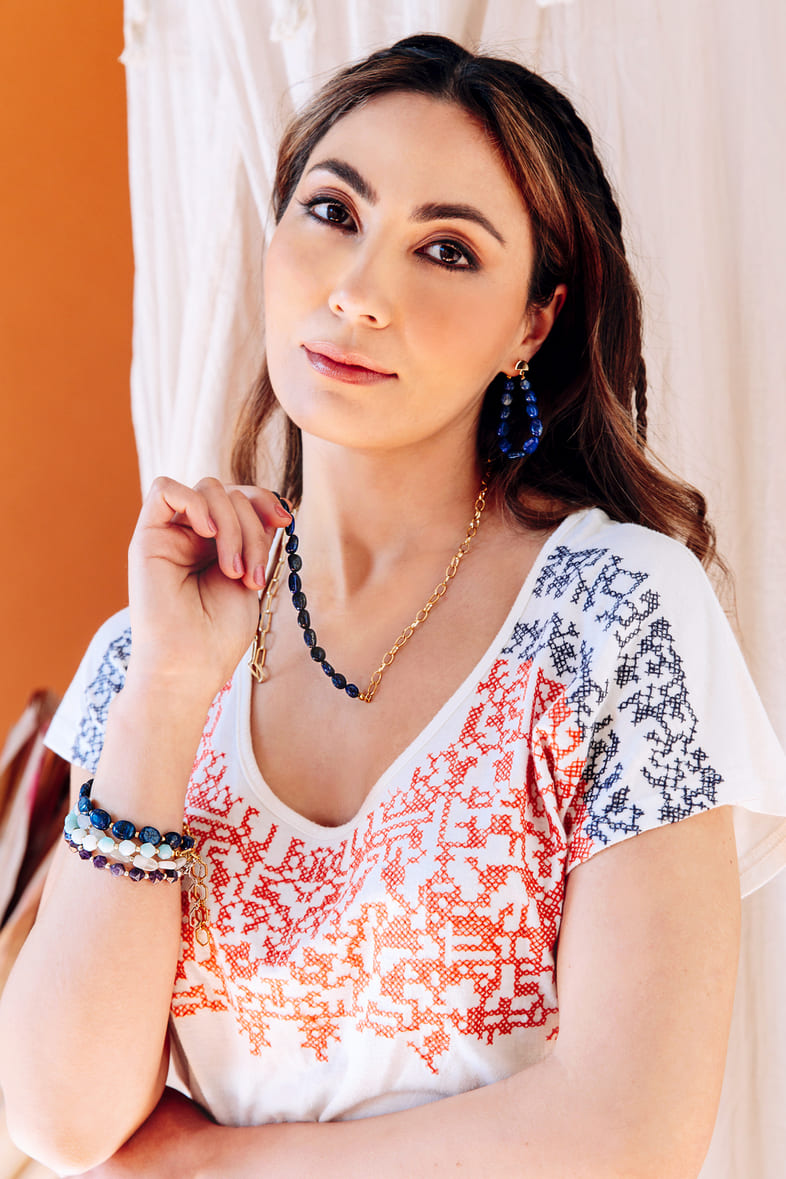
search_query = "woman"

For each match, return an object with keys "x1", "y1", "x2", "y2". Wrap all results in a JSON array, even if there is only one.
[{"x1": 2, "y1": 33, "x2": 785, "y2": 1179}]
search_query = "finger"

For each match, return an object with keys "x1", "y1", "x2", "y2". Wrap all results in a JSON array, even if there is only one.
[
  {"x1": 228, "y1": 489, "x2": 274, "y2": 589},
  {"x1": 139, "y1": 476, "x2": 218, "y2": 539},
  {"x1": 227, "y1": 485, "x2": 293, "y2": 532},
  {"x1": 193, "y1": 477, "x2": 246, "y2": 580}
]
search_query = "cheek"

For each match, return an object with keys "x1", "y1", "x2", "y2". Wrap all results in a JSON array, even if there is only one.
[
  {"x1": 263, "y1": 229, "x2": 319, "y2": 380},
  {"x1": 264, "y1": 229, "x2": 307, "y2": 327},
  {"x1": 407, "y1": 278, "x2": 525, "y2": 385}
]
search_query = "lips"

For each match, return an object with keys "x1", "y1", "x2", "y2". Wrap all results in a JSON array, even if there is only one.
[{"x1": 302, "y1": 342, "x2": 397, "y2": 385}]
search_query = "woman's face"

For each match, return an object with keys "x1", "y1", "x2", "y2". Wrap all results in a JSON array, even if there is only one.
[{"x1": 264, "y1": 91, "x2": 548, "y2": 457}]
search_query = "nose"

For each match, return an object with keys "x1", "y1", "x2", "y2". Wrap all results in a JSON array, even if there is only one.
[{"x1": 327, "y1": 251, "x2": 392, "y2": 328}]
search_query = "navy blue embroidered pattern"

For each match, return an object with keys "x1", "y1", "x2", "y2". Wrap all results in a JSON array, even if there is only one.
[
  {"x1": 71, "y1": 625, "x2": 132, "y2": 771},
  {"x1": 505, "y1": 542, "x2": 722, "y2": 847}
]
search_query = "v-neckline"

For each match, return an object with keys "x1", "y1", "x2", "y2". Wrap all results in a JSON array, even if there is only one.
[{"x1": 236, "y1": 509, "x2": 588, "y2": 840}]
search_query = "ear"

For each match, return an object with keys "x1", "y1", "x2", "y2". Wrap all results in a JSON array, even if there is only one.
[{"x1": 519, "y1": 282, "x2": 567, "y2": 362}]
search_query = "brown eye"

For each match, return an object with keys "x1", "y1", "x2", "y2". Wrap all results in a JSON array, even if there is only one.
[
  {"x1": 303, "y1": 198, "x2": 355, "y2": 228},
  {"x1": 325, "y1": 203, "x2": 349, "y2": 224},
  {"x1": 438, "y1": 243, "x2": 463, "y2": 264},
  {"x1": 421, "y1": 240, "x2": 476, "y2": 270}
]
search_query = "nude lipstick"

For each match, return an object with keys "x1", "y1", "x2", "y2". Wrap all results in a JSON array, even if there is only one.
[{"x1": 302, "y1": 342, "x2": 397, "y2": 385}]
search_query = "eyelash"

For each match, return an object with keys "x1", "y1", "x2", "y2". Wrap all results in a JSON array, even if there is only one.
[{"x1": 297, "y1": 195, "x2": 479, "y2": 272}]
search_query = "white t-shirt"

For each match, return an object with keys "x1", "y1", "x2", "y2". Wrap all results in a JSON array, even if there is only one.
[{"x1": 46, "y1": 509, "x2": 786, "y2": 1127}]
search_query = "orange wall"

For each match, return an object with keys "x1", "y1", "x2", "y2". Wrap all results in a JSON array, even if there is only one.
[{"x1": 0, "y1": 2, "x2": 140, "y2": 743}]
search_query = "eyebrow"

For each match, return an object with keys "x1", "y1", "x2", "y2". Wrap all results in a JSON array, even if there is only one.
[
  {"x1": 411, "y1": 202, "x2": 506, "y2": 246},
  {"x1": 307, "y1": 159, "x2": 378, "y2": 204},
  {"x1": 306, "y1": 158, "x2": 506, "y2": 246}
]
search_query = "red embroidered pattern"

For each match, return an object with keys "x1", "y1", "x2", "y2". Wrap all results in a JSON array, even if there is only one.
[{"x1": 172, "y1": 656, "x2": 588, "y2": 1072}]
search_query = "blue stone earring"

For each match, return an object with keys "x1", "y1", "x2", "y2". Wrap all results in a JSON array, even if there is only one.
[{"x1": 497, "y1": 360, "x2": 543, "y2": 459}]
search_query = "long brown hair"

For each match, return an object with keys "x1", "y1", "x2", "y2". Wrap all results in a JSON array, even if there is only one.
[{"x1": 233, "y1": 33, "x2": 718, "y2": 567}]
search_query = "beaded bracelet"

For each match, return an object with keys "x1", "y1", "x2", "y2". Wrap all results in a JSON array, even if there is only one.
[
  {"x1": 64, "y1": 811, "x2": 190, "y2": 872},
  {"x1": 62, "y1": 832, "x2": 182, "y2": 882},
  {"x1": 76, "y1": 779, "x2": 194, "y2": 852},
  {"x1": 62, "y1": 779, "x2": 211, "y2": 946}
]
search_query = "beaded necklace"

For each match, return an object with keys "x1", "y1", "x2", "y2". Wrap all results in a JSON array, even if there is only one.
[{"x1": 249, "y1": 482, "x2": 487, "y2": 702}]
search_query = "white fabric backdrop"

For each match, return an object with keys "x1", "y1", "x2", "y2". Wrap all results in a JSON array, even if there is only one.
[{"x1": 121, "y1": 2, "x2": 786, "y2": 1174}]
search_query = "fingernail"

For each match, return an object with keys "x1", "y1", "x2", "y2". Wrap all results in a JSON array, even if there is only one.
[
  {"x1": 253, "y1": 565, "x2": 266, "y2": 588},
  {"x1": 274, "y1": 501, "x2": 292, "y2": 520},
  {"x1": 233, "y1": 554, "x2": 244, "y2": 576},
  {"x1": 207, "y1": 516, "x2": 218, "y2": 535}
]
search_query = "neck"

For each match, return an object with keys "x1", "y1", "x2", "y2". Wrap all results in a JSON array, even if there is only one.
[{"x1": 291, "y1": 435, "x2": 484, "y2": 603}]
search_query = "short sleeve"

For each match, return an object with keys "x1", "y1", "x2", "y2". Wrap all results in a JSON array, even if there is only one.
[
  {"x1": 45, "y1": 609, "x2": 132, "y2": 773},
  {"x1": 528, "y1": 520, "x2": 786, "y2": 897}
]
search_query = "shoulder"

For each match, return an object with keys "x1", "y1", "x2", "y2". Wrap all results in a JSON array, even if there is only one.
[
  {"x1": 503, "y1": 512, "x2": 747, "y2": 810},
  {"x1": 527, "y1": 509, "x2": 721, "y2": 656},
  {"x1": 45, "y1": 608, "x2": 132, "y2": 772},
  {"x1": 535, "y1": 509, "x2": 712, "y2": 608}
]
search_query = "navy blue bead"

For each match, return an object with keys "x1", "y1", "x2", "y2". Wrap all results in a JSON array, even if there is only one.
[
  {"x1": 138, "y1": 825, "x2": 161, "y2": 847},
  {"x1": 112, "y1": 819, "x2": 136, "y2": 841},
  {"x1": 284, "y1": 519, "x2": 295, "y2": 536},
  {"x1": 526, "y1": 404, "x2": 539, "y2": 418},
  {"x1": 521, "y1": 379, "x2": 531, "y2": 391},
  {"x1": 180, "y1": 834, "x2": 195, "y2": 851},
  {"x1": 525, "y1": 391, "x2": 537, "y2": 404},
  {"x1": 128, "y1": 867, "x2": 145, "y2": 882},
  {"x1": 281, "y1": 520, "x2": 366, "y2": 703},
  {"x1": 499, "y1": 438, "x2": 511, "y2": 454},
  {"x1": 78, "y1": 796, "x2": 91, "y2": 814},
  {"x1": 89, "y1": 808, "x2": 111, "y2": 831},
  {"x1": 522, "y1": 438, "x2": 539, "y2": 454},
  {"x1": 531, "y1": 420, "x2": 543, "y2": 437},
  {"x1": 505, "y1": 379, "x2": 515, "y2": 392},
  {"x1": 163, "y1": 831, "x2": 181, "y2": 849},
  {"x1": 79, "y1": 780, "x2": 93, "y2": 798},
  {"x1": 501, "y1": 391, "x2": 513, "y2": 406},
  {"x1": 499, "y1": 407, "x2": 511, "y2": 420},
  {"x1": 497, "y1": 422, "x2": 510, "y2": 437}
]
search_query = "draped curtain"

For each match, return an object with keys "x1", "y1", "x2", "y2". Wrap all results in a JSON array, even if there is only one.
[{"x1": 121, "y1": 3, "x2": 786, "y2": 1175}]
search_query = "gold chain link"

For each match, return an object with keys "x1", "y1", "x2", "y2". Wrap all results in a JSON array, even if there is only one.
[
  {"x1": 360, "y1": 481, "x2": 487, "y2": 701},
  {"x1": 183, "y1": 827, "x2": 211, "y2": 948},
  {"x1": 248, "y1": 481, "x2": 488, "y2": 703},
  {"x1": 249, "y1": 544, "x2": 287, "y2": 683}
]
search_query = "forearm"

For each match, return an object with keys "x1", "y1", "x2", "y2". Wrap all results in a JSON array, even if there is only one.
[
  {"x1": 0, "y1": 679, "x2": 212, "y2": 1174},
  {"x1": 129, "y1": 1055, "x2": 701, "y2": 1179}
]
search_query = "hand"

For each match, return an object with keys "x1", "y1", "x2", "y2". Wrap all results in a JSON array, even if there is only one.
[
  {"x1": 126, "y1": 476, "x2": 291, "y2": 700},
  {"x1": 74, "y1": 1088, "x2": 213, "y2": 1179}
]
